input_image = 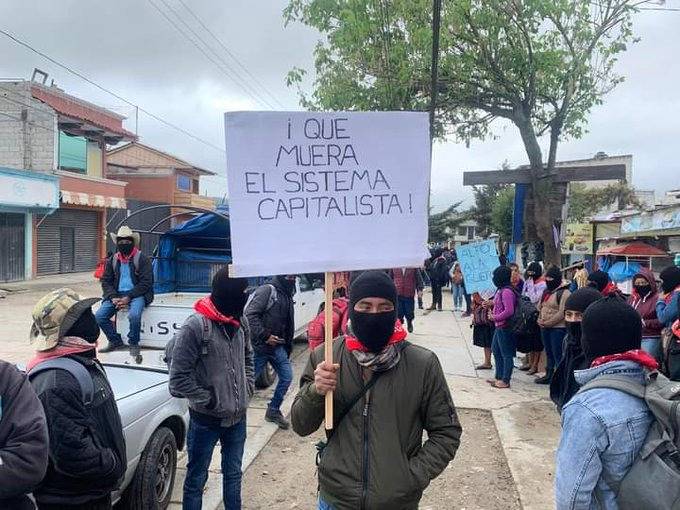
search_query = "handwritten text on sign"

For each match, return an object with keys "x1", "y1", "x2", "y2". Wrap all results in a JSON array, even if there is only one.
[
  {"x1": 456, "y1": 239, "x2": 500, "y2": 295},
  {"x1": 225, "y1": 111, "x2": 430, "y2": 277}
]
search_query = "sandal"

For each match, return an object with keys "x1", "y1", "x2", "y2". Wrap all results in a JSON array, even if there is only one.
[
  {"x1": 476, "y1": 364, "x2": 493, "y2": 370},
  {"x1": 492, "y1": 381, "x2": 511, "y2": 389},
  {"x1": 485, "y1": 378, "x2": 499, "y2": 385}
]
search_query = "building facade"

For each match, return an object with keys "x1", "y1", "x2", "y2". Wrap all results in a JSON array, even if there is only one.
[{"x1": 0, "y1": 78, "x2": 136, "y2": 280}]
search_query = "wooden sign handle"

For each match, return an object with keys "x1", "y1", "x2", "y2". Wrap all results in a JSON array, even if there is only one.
[{"x1": 324, "y1": 272, "x2": 334, "y2": 430}]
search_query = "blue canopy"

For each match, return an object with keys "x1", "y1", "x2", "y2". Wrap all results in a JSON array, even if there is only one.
[
  {"x1": 608, "y1": 261, "x2": 642, "y2": 283},
  {"x1": 154, "y1": 208, "x2": 232, "y2": 294}
]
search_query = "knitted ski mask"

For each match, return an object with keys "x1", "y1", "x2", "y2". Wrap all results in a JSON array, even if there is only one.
[
  {"x1": 563, "y1": 288, "x2": 602, "y2": 344},
  {"x1": 349, "y1": 271, "x2": 398, "y2": 353},
  {"x1": 65, "y1": 309, "x2": 100, "y2": 344},
  {"x1": 545, "y1": 266, "x2": 562, "y2": 292},
  {"x1": 210, "y1": 267, "x2": 249, "y2": 319},
  {"x1": 492, "y1": 265, "x2": 512, "y2": 289},
  {"x1": 587, "y1": 270, "x2": 610, "y2": 293},
  {"x1": 581, "y1": 296, "x2": 642, "y2": 364},
  {"x1": 660, "y1": 266, "x2": 680, "y2": 294}
]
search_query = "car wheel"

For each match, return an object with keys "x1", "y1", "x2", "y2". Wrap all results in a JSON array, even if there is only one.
[
  {"x1": 122, "y1": 426, "x2": 177, "y2": 510},
  {"x1": 255, "y1": 361, "x2": 276, "y2": 389}
]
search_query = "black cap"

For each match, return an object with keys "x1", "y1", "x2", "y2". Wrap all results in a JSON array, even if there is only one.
[
  {"x1": 492, "y1": 265, "x2": 512, "y2": 288},
  {"x1": 581, "y1": 296, "x2": 642, "y2": 363},
  {"x1": 349, "y1": 270, "x2": 398, "y2": 310},
  {"x1": 587, "y1": 270, "x2": 610, "y2": 292},
  {"x1": 564, "y1": 287, "x2": 602, "y2": 313}
]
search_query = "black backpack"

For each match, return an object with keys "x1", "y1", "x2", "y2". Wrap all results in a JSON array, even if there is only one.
[
  {"x1": 507, "y1": 288, "x2": 539, "y2": 339},
  {"x1": 28, "y1": 357, "x2": 95, "y2": 406}
]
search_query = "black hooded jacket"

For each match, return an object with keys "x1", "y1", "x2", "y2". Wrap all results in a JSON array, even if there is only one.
[
  {"x1": 30, "y1": 353, "x2": 126, "y2": 506},
  {"x1": 245, "y1": 276, "x2": 295, "y2": 354},
  {"x1": 550, "y1": 330, "x2": 587, "y2": 413}
]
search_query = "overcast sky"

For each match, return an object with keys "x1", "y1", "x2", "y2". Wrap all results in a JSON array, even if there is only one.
[{"x1": 1, "y1": 0, "x2": 678, "y2": 211}]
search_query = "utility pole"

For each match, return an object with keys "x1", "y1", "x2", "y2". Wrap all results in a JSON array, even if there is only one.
[{"x1": 428, "y1": 0, "x2": 442, "y2": 214}]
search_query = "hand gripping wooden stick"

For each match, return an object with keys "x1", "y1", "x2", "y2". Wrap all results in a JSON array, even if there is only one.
[{"x1": 324, "y1": 271, "x2": 334, "y2": 430}]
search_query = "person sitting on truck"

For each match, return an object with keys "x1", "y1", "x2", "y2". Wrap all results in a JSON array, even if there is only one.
[
  {"x1": 246, "y1": 275, "x2": 296, "y2": 430},
  {"x1": 168, "y1": 268, "x2": 253, "y2": 510},
  {"x1": 0, "y1": 359, "x2": 49, "y2": 510},
  {"x1": 96, "y1": 226, "x2": 154, "y2": 358},
  {"x1": 27, "y1": 288, "x2": 126, "y2": 510}
]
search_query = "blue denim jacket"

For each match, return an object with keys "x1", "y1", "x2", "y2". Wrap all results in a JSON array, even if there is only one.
[{"x1": 555, "y1": 360, "x2": 653, "y2": 510}]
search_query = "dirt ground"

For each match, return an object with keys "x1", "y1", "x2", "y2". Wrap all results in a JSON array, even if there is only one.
[{"x1": 242, "y1": 408, "x2": 520, "y2": 510}]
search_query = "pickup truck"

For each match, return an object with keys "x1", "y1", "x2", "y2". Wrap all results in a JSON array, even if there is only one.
[{"x1": 106, "y1": 361, "x2": 189, "y2": 509}]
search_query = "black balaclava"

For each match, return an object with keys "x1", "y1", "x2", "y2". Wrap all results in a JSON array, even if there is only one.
[
  {"x1": 564, "y1": 288, "x2": 602, "y2": 344},
  {"x1": 525, "y1": 261, "x2": 543, "y2": 280},
  {"x1": 587, "y1": 270, "x2": 610, "y2": 292},
  {"x1": 660, "y1": 266, "x2": 680, "y2": 294},
  {"x1": 492, "y1": 265, "x2": 512, "y2": 289},
  {"x1": 545, "y1": 266, "x2": 562, "y2": 292},
  {"x1": 117, "y1": 237, "x2": 134, "y2": 257},
  {"x1": 65, "y1": 309, "x2": 100, "y2": 344},
  {"x1": 272, "y1": 275, "x2": 296, "y2": 296},
  {"x1": 349, "y1": 270, "x2": 398, "y2": 353},
  {"x1": 211, "y1": 267, "x2": 249, "y2": 318},
  {"x1": 581, "y1": 296, "x2": 642, "y2": 364}
]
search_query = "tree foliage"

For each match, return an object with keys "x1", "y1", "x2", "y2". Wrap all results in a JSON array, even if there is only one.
[
  {"x1": 470, "y1": 184, "x2": 508, "y2": 237},
  {"x1": 285, "y1": 0, "x2": 648, "y2": 264},
  {"x1": 491, "y1": 186, "x2": 516, "y2": 244},
  {"x1": 429, "y1": 202, "x2": 464, "y2": 243},
  {"x1": 567, "y1": 182, "x2": 642, "y2": 221}
]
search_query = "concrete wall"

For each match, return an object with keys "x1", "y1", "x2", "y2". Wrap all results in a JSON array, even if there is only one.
[{"x1": 0, "y1": 82, "x2": 57, "y2": 172}]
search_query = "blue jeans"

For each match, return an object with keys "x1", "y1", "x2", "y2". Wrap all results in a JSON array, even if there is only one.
[
  {"x1": 451, "y1": 284, "x2": 463, "y2": 309},
  {"x1": 491, "y1": 328, "x2": 516, "y2": 383},
  {"x1": 95, "y1": 297, "x2": 145, "y2": 346},
  {"x1": 641, "y1": 336, "x2": 662, "y2": 362},
  {"x1": 318, "y1": 497, "x2": 333, "y2": 510},
  {"x1": 397, "y1": 296, "x2": 415, "y2": 323},
  {"x1": 183, "y1": 417, "x2": 246, "y2": 510},
  {"x1": 254, "y1": 345, "x2": 293, "y2": 412},
  {"x1": 542, "y1": 327, "x2": 567, "y2": 372}
]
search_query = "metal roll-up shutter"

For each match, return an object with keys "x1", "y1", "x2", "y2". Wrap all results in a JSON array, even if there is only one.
[{"x1": 37, "y1": 209, "x2": 100, "y2": 275}]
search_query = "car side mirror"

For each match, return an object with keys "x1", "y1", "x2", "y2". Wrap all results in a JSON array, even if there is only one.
[{"x1": 312, "y1": 280, "x2": 323, "y2": 290}]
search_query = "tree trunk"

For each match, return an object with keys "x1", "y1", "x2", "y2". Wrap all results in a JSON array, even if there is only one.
[{"x1": 514, "y1": 111, "x2": 561, "y2": 267}]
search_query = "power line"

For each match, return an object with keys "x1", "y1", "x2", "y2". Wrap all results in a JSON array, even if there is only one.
[
  {"x1": 0, "y1": 27, "x2": 226, "y2": 155},
  {"x1": 147, "y1": 0, "x2": 275, "y2": 109},
  {"x1": 175, "y1": 0, "x2": 287, "y2": 109}
]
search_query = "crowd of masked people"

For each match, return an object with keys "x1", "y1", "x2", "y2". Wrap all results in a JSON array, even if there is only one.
[{"x1": 470, "y1": 257, "x2": 680, "y2": 508}]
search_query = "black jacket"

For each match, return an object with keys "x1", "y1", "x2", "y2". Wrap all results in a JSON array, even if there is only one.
[
  {"x1": 0, "y1": 361, "x2": 49, "y2": 509},
  {"x1": 100, "y1": 251, "x2": 154, "y2": 305},
  {"x1": 550, "y1": 333, "x2": 587, "y2": 413},
  {"x1": 245, "y1": 277, "x2": 295, "y2": 354},
  {"x1": 30, "y1": 353, "x2": 126, "y2": 506}
]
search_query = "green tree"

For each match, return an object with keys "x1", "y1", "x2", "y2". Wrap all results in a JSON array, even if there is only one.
[
  {"x1": 429, "y1": 202, "x2": 464, "y2": 244},
  {"x1": 285, "y1": 0, "x2": 647, "y2": 264},
  {"x1": 567, "y1": 182, "x2": 642, "y2": 221},
  {"x1": 491, "y1": 186, "x2": 516, "y2": 245}
]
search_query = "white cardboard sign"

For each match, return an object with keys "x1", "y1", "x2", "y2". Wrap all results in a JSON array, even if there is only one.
[{"x1": 225, "y1": 111, "x2": 431, "y2": 277}]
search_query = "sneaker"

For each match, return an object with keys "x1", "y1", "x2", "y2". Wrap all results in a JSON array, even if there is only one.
[
  {"x1": 407, "y1": 321, "x2": 414, "y2": 333},
  {"x1": 265, "y1": 409, "x2": 290, "y2": 430},
  {"x1": 99, "y1": 341, "x2": 125, "y2": 353},
  {"x1": 129, "y1": 345, "x2": 143, "y2": 365}
]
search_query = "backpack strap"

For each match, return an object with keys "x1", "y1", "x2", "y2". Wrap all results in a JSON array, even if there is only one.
[
  {"x1": 29, "y1": 358, "x2": 95, "y2": 407},
  {"x1": 577, "y1": 375, "x2": 646, "y2": 399},
  {"x1": 199, "y1": 315, "x2": 212, "y2": 355}
]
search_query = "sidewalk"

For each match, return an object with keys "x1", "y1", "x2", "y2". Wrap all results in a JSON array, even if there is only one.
[
  {"x1": 410, "y1": 292, "x2": 560, "y2": 510},
  {"x1": 0, "y1": 271, "x2": 96, "y2": 294}
]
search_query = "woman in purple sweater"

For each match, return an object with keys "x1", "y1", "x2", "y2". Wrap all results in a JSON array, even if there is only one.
[{"x1": 488, "y1": 266, "x2": 518, "y2": 389}]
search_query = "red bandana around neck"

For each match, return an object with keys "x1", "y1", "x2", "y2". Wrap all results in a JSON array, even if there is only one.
[
  {"x1": 345, "y1": 319, "x2": 407, "y2": 353},
  {"x1": 602, "y1": 281, "x2": 620, "y2": 297},
  {"x1": 590, "y1": 349, "x2": 659, "y2": 371},
  {"x1": 194, "y1": 296, "x2": 241, "y2": 327},
  {"x1": 117, "y1": 246, "x2": 139, "y2": 263}
]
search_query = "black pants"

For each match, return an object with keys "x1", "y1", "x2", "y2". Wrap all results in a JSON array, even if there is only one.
[
  {"x1": 38, "y1": 496, "x2": 111, "y2": 510},
  {"x1": 431, "y1": 285, "x2": 443, "y2": 310}
]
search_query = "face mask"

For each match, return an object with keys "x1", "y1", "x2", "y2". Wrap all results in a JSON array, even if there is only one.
[
  {"x1": 546, "y1": 279, "x2": 560, "y2": 292},
  {"x1": 634, "y1": 284, "x2": 651, "y2": 297},
  {"x1": 117, "y1": 241, "x2": 134, "y2": 256},
  {"x1": 212, "y1": 292, "x2": 248, "y2": 319},
  {"x1": 350, "y1": 310, "x2": 396, "y2": 353},
  {"x1": 566, "y1": 321, "x2": 582, "y2": 344}
]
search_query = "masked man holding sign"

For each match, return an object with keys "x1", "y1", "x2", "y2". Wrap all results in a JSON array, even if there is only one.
[{"x1": 291, "y1": 271, "x2": 462, "y2": 510}]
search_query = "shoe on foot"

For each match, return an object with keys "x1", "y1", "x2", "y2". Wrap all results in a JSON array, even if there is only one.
[
  {"x1": 476, "y1": 364, "x2": 493, "y2": 370},
  {"x1": 535, "y1": 374, "x2": 552, "y2": 385},
  {"x1": 129, "y1": 345, "x2": 143, "y2": 364},
  {"x1": 461, "y1": 312, "x2": 471, "y2": 318},
  {"x1": 518, "y1": 365, "x2": 531, "y2": 371},
  {"x1": 407, "y1": 321, "x2": 414, "y2": 333},
  {"x1": 99, "y1": 341, "x2": 125, "y2": 353},
  {"x1": 265, "y1": 409, "x2": 290, "y2": 430}
]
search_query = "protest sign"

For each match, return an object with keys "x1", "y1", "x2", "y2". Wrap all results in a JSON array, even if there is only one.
[
  {"x1": 225, "y1": 111, "x2": 430, "y2": 277},
  {"x1": 456, "y1": 240, "x2": 500, "y2": 295}
]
